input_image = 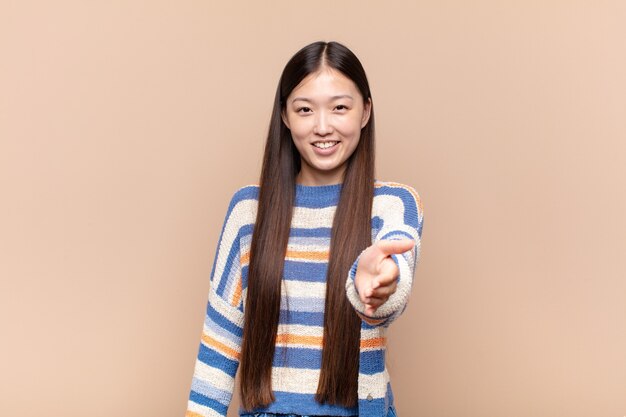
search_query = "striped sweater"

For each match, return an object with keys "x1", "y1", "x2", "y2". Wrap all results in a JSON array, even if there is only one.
[{"x1": 186, "y1": 180, "x2": 424, "y2": 417}]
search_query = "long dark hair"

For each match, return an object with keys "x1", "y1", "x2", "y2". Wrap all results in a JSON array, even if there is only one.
[{"x1": 239, "y1": 41, "x2": 375, "y2": 410}]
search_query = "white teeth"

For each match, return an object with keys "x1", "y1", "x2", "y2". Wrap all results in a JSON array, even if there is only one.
[{"x1": 313, "y1": 141, "x2": 338, "y2": 149}]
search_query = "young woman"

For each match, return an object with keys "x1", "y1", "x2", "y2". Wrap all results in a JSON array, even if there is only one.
[{"x1": 186, "y1": 41, "x2": 424, "y2": 417}]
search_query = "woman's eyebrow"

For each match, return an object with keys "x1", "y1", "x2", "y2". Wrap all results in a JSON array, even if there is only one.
[{"x1": 291, "y1": 94, "x2": 354, "y2": 103}]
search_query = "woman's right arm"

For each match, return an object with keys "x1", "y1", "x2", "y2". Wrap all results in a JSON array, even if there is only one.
[{"x1": 185, "y1": 188, "x2": 250, "y2": 417}]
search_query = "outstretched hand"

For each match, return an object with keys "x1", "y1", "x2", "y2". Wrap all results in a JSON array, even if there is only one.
[{"x1": 354, "y1": 239, "x2": 415, "y2": 316}]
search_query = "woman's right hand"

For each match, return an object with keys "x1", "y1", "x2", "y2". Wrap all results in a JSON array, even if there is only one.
[{"x1": 354, "y1": 239, "x2": 415, "y2": 316}]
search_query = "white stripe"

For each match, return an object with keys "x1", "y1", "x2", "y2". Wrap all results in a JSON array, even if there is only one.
[
  {"x1": 186, "y1": 400, "x2": 226, "y2": 417},
  {"x1": 277, "y1": 323, "x2": 324, "y2": 338},
  {"x1": 192, "y1": 359, "x2": 235, "y2": 392},
  {"x1": 291, "y1": 206, "x2": 336, "y2": 228},
  {"x1": 361, "y1": 326, "x2": 386, "y2": 340},
  {"x1": 208, "y1": 289, "x2": 244, "y2": 328},
  {"x1": 231, "y1": 198, "x2": 258, "y2": 225},
  {"x1": 288, "y1": 236, "x2": 331, "y2": 248},
  {"x1": 282, "y1": 280, "x2": 326, "y2": 298},
  {"x1": 372, "y1": 193, "x2": 410, "y2": 224},
  {"x1": 271, "y1": 366, "x2": 321, "y2": 394},
  {"x1": 358, "y1": 369, "x2": 390, "y2": 399}
]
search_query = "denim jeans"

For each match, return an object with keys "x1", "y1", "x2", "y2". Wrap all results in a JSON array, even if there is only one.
[{"x1": 240, "y1": 405, "x2": 398, "y2": 417}]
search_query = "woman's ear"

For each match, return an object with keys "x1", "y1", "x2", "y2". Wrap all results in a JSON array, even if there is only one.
[{"x1": 361, "y1": 98, "x2": 372, "y2": 128}]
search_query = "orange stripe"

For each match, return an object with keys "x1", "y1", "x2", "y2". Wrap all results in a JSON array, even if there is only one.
[
  {"x1": 275, "y1": 333, "x2": 323, "y2": 347},
  {"x1": 275, "y1": 334, "x2": 385, "y2": 349},
  {"x1": 242, "y1": 249, "x2": 329, "y2": 263},
  {"x1": 285, "y1": 249, "x2": 329, "y2": 261},
  {"x1": 360, "y1": 337, "x2": 386, "y2": 349},
  {"x1": 202, "y1": 334, "x2": 240, "y2": 359},
  {"x1": 185, "y1": 412, "x2": 204, "y2": 417},
  {"x1": 231, "y1": 278, "x2": 242, "y2": 307},
  {"x1": 240, "y1": 251, "x2": 250, "y2": 265}
]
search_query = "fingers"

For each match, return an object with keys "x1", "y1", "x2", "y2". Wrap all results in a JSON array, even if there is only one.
[
  {"x1": 371, "y1": 281, "x2": 397, "y2": 299},
  {"x1": 360, "y1": 275, "x2": 397, "y2": 308},
  {"x1": 355, "y1": 239, "x2": 411, "y2": 317},
  {"x1": 376, "y1": 239, "x2": 414, "y2": 257},
  {"x1": 362, "y1": 282, "x2": 397, "y2": 303},
  {"x1": 363, "y1": 288, "x2": 396, "y2": 315},
  {"x1": 364, "y1": 305, "x2": 377, "y2": 316},
  {"x1": 362, "y1": 278, "x2": 398, "y2": 316},
  {"x1": 359, "y1": 257, "x2": 398, "y2": 303},
  {"x1": 371, "y1": 257, "x2": 399, "y2": 288}
]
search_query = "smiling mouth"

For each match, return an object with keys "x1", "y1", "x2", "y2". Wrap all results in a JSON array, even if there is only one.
[{"x1": 312, "y1": 141, "x2": 339, "y2": 149}]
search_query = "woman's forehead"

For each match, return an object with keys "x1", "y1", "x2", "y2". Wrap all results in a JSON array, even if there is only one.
[{"x1": 288, "y1": 67, "x2": 361, "y2": 102}]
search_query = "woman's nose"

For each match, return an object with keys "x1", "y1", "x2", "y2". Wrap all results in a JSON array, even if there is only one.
[{"x1": 313, "y1": 112, "x2": 333, "y2": 136}]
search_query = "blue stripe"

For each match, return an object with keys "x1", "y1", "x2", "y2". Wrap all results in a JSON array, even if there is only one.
[
  {"x1": 241, "y1": 264, "x2": 249, "y2": 286},
  {"x1": 273, "y1": 346, "x2": 321, "y2": 369},
  {"x1": 238, "y1": 223, "x2": 254, "y2": 237},
  {"x1": 190, "y1": 377, "x2": 231, "y2": 406},
  {"x1": 279, "y1": 310, "x2": 324, "y2": 326},
  {"x1": 357, "y1": 396, "x2": 386, "y2": 417},
  {"x1": 283, "y1": 260, "x2": 328, "y2": 282},
  {"x1": 294, "y1": 183, "x2": 342, "y2": 208},
  {"x1": 229, "y1": 185, "x2": 259, "y2": 209},
  {"x1": 189, "y1": 389, "x2": 228, "y2": 415},
  {"x1": 359, "y1": 349, "x2": 386, "y2": 374},
  {"x1": 197, "y1": 343, "x2": 238, "y2": 375},
  {"x1": 206, "y1": 304, "x2": 243, "y2": 338},
  {"x1": 288, "y1": 235, "x2": 331, "y2": 246},
  {"x1": 290, "y1": 227, "x2": 332, "y2": 237},
  {"x1": 205, "y1": 315, "x2": 242, "y2": 345}
]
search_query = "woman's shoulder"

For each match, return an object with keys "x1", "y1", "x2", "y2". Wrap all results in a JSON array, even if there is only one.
[
  {"x1": 222, "y1": 184, "x2": 260, "y2": 226},
  {"x1": 373, "y1": 179, "x2": 424, "y2": 229},
  {"x1": 229, "y1": 183, "x2": 260, "y2": 204},
  {"x1": 373, "y1": 179, "x2": 422, "y2": 206}
]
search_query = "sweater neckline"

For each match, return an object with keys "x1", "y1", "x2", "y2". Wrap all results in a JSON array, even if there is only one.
[{"x1": 294, "y1": 182, "x2": 342, "y2": 207}]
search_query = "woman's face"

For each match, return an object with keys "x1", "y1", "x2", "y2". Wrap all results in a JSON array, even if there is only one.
[{"x1": 282, "y1": 66, "x2": 371, "y2": 186}]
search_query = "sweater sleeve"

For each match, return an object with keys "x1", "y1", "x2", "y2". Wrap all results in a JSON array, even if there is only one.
[
  {"x1": 345, "y1": 183, "x2": 424, "y2": 328},
  {"x1": 186, "y1": 190, "x2": 247, "y2": 417}
]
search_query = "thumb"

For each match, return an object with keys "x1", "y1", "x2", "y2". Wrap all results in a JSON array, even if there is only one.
[{"x1": 376, "y1": 239, "x2": 415, "y2": 257}]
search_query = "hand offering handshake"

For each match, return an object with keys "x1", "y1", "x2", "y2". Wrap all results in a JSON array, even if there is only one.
[{"x1": 354, "y1": 239, "x2": 415, "y2": 316}]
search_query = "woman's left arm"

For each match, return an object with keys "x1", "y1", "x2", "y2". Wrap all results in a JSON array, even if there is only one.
[{"x1": 345, "y1": 184, "x2": 424, "y2": 327}]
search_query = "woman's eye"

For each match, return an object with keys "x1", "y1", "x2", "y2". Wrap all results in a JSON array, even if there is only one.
[
  {"x1": 335, "y1": 104, "x2": 348, "y2": 111},
  {"x1": 297, "y1": 107, "x2": 312, "y2": 113}
]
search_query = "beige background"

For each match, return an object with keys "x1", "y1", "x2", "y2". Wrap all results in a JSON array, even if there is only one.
[{"x1": 1, "y1": 1, "x2": 625, "y2": 416}]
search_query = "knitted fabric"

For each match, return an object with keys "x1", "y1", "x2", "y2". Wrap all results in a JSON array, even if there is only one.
[{"x1": 186, "y1": 180, "x2": 424, "y2": 417}]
